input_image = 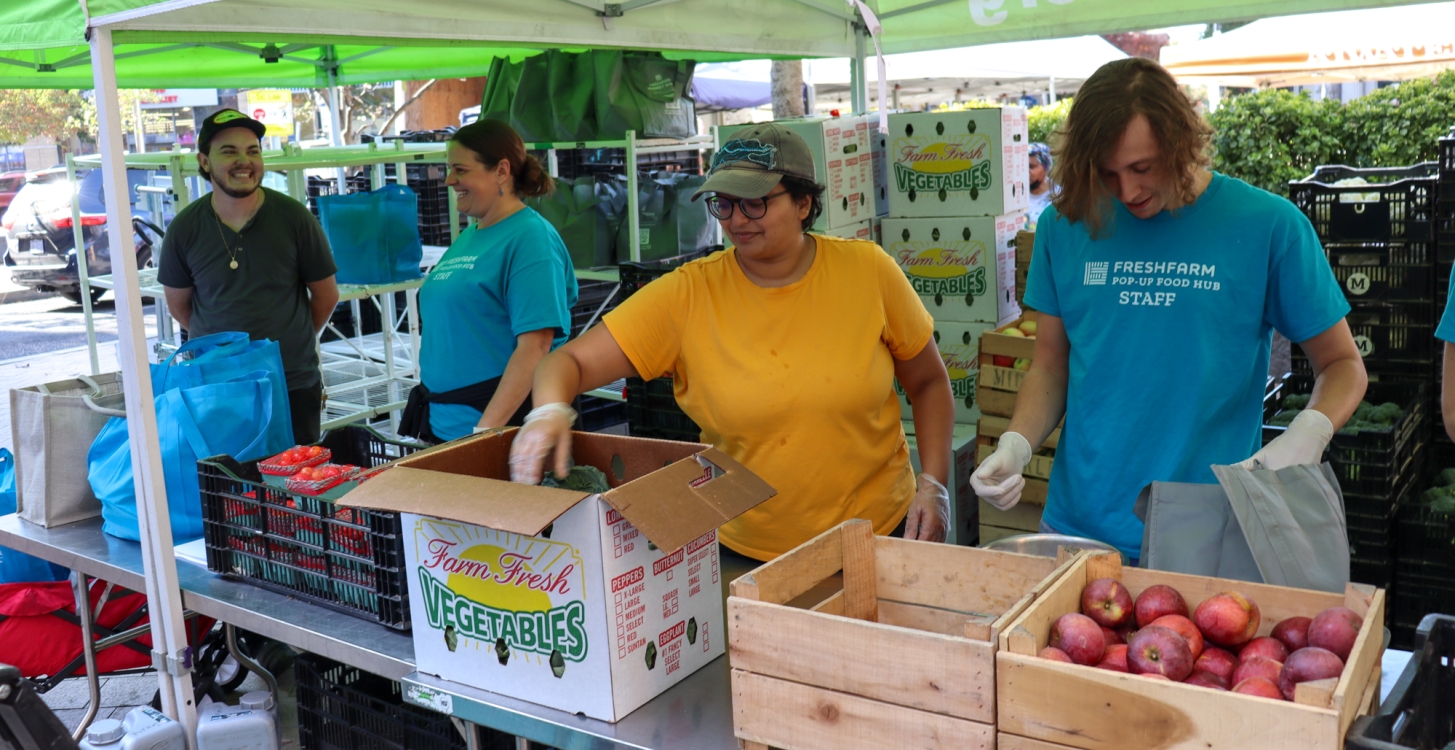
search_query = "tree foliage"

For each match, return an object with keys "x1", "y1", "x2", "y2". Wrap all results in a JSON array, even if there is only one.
[
  {"x1": 1210, "y1": 71, "x2": 1455, "y2": 195},
  {"x1": 1028, "y1": 98, "x2": 1073, "y2": 145},
  {"x1": 0, "y1": 89, "x2": 89, "y2": 145}
]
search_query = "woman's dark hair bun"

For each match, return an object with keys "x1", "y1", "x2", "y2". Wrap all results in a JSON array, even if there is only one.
[{"x1": 518, "y1": 154, "x2": 553, "y2": 198}]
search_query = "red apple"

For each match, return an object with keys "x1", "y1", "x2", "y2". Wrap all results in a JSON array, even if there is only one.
[
  {"x1": 1038, "y1": 646, "x2": 1073, "y2": 663},
  {"x1": 1193, "y1": 591, "x2": 1262, "y2": 647},
  {"x1": 1194, "y1": 647, "x2": 1239, "y2": 683},
  {"x1": 1231, "y1": 656, "x2": 1283, "y2": 688},
  {"x1": 1127, "y1": 625, "x2": 1194, "y2": 681},
  {"x1": 1050, "y1": 613, "x2": 1107, "y2": 666},
  {"x1": 1101, "y1": 626, "x2": 1123, "y2": 646},
  {"x1": 1232, "y1": 677, "x2": 1284, "y2": 700},
  {"x1": 993, "y1": 355, "x2": 1015, "y2": 368},
  {"x1": 1184, "y1": 670, "x2": 1229, "y2": 691},
  {"x1": 1239, "y1": 636, "x2": 1290, "y2": 664},
  {"x1": 1271, "y1": 616, "x2": 1312, "y2": 653},
  {"x1": 1116, "y1": 623, "x2": 1136, "y2": 643},
  {"x1": 1134, "y1": 584, "x2": 1190, "y2": 629},
  {"x1": 1096, "y1": 644, "x2": 1129, "y2": 672},
  {"x1": 1278, "y1": 647, "x2": 1346, "y2": 701},
  {"x1": 1307, "y1": 607, "x2": 1363, "y2": 661},
  {"x1": 1081, "y1": 578, "x2": 1135, "y2": 628},
  {"x1": 1149, "y1": 614, "x2": 1204, "y2": 660}
]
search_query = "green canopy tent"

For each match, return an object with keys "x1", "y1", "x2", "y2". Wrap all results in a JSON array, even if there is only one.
[{"x1": 0, "y1": 0, "x2": 1445, "y2": 742}]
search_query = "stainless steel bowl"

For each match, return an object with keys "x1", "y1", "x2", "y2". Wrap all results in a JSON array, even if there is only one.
[{"x1": 982, "y1": 533, "x2": 1125, "y2": 561}]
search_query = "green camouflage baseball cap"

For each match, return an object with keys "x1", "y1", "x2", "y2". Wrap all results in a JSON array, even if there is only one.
[{"x1": 694, "y1": 122, "x2": 818, "y2": 200}]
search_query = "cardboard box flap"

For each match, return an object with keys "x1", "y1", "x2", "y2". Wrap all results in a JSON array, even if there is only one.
[
  {"x1": 341, "y1": 465, "x2": 590, "y2": 537},
  {"x1": 602, "y1": 447, "x2": 777, "y2": 554}
]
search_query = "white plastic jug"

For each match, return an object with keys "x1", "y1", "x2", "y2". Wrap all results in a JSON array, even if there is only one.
[
  {"x1": 80, "y1": 708, "x2": 186, "y2": 750},
  {"x1": 195, "y1": 697, "x2": 278, "y2": 750}
]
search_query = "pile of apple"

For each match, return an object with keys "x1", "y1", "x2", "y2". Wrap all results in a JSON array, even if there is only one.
[
  {"x1": 1038, "y1": 578, "x2": 1363, "y2": 701},
  {"x1": 992, "y1": 319, "x2": 1037, "y2": 371}
]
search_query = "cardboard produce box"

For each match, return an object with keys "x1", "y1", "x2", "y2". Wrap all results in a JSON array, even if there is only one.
[
  {"x1": 730, "y1": 519, "x2": 1083, "y2": 750},
  {"x1": 720, "y1": 115, "x2": 873, "y2": 231},
  {"x1": 821, "y1": 218, "x2": 874, "y2": 242},
  {"x1": 886, "y1": 108, "x2": 1029, "y2": 218},
  {"x1": 897, "y1": 320, "x2": 993, "y2": 425},
  {"x1": 341, "y1": 430, "x2": 776, "y2": 722},
  {"x1": 882, "y1": 213, "x2": 1024, "y2": 324},
  {"x1": 997, "y1": 553, "x2": 1386, "y2": 750}
]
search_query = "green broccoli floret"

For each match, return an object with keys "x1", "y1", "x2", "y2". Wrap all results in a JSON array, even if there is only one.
[
  {"x1": 1282, "y1": 393, "x2": 1311, "y2": 410},
  {"x1": 1268, "y1": 409, "x2": 1300, "y2": 427},
  {"x1": 1433, "y1": 495, "x2": 1455, "y2": 514},
  {"x1": 1369, "y1": 403, "x2": 1403, "y2": 425},
  {"x1": 1353, "y1": 401, "x2": 1374, "y2": 421},
  {"x1": 1437, "y1": 468, "x2": 1455, "y2": 487}
]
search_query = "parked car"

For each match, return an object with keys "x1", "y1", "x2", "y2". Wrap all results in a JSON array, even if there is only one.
[
  {"x1": 0, "y1": 171, "x2": 24, "y2": 214},
  {"x1": 1, "y1": 168, "x2": 167, "y2": 304}
]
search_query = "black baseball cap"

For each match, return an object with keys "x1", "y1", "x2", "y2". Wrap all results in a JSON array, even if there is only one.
[
  {"x1": 197, "y1": 108, "x2": 266, "y2": 152},
  {"x1": 694, "y1": 122, "x2": 818, "y2": 200}
]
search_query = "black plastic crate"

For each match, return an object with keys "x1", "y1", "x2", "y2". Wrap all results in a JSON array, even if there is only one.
[
  {"x1": 295, "y1": 653, "x2": 524, "y2": 750},
  {"x1": 574, "y1": 394, "x2": 626, "y2": 432},
  {"x1": 1325, "y1": 242, "x2": 1435, "y2": 303},
  {"x1": 1346, "y1": 613, "x2": 1455, "y2": 749},
  {"x1": 1349, "y1": 558, "x2": 1394, "y2": 590},
  {"x1": 617, "y1": 248, "x2": 716, "y2": 303},
  {"x1": 1265, "y1": 378, "x2": 1427, "y2": 497},
  {"x1": 1291, "y1": 163, "x2": 1440, "y2": 243},
  {"x1": 1392, "y1": 574, "x2": 1455, "y2": 631},
  {"x1": 571, "y1": 279, "x2": 623, "y2": 339},
  {"x1": 1397, "y1": 496, "x2": 1455, "y2": 571},
  {"x1": 200, "y1": 426, "x2": 426, "y2": 630},
  {"x1": 624, "y1": 376, "x2": 702, "y2": 443}
]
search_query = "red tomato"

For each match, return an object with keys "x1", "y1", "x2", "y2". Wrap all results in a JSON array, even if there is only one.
[
  {"x1": 307, "y1": 446, "x2": 325, "y2": 457},
  {"x1": 322, "y1": 467, "x2": 341, "y2": 478}
]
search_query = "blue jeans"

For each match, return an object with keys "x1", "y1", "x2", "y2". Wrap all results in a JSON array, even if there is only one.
[{"x1": 1039, "y1": 517, "x2": 1139, "y2": 568}]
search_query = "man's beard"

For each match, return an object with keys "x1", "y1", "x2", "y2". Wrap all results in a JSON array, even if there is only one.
[{"x1": 213, "y1": 173, "x2": 260, "y2": 199}]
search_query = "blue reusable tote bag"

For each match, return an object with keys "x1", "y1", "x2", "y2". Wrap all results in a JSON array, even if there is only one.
[
  {"x1": 0, "y1": 449, "x2": 67, "y2": 583},
  {"x1": 316, "y1": 185, "x2": 425, "y2": 284},
  {"x1": 152, "y1": 331, "x2": 293, "y2": 455},
  {"x1": 91, "y1": 371, "x2": 279, "y2": 543}
]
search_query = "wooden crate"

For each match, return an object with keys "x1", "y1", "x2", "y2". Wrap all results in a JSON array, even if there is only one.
[
  {"x1": 1015, "y1": 230, "x2": 1035, "y2": 267},
  {"x1": 997, "y1": 552, "x2": 1387, "y2": 750},
  {"x1": 978, "y1": 313, "x2": 1038, "y2": 419},
  {"x1": 729, "y1": 519, "x2": 1082, "y2": 750}
]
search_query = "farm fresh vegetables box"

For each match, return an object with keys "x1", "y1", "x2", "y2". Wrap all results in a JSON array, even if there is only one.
[
  {"x1": 882, "y1": 213, "x2": 1024, "y2": 324},
  {"x1": 886, "y1": 108, "x2": 1029, "y2": 218},
  {"x1": 342, "y1": 430, "x2": 776, "y2": 722}
]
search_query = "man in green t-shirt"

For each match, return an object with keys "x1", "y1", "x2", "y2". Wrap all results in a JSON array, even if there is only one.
[{"x1": 159, "y1": 109, "x2": 340, "y2": 444}]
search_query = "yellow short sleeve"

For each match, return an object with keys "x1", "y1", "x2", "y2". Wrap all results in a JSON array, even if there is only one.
[
  {"x1": 874, "y1": 247, "x2": 935, "y2": 360},
  {"x1": 602, "y1": 268, "x2": 688, "y2": 381}
]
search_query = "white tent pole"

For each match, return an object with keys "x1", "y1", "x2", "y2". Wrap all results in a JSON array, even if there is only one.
[
  {"x1": 326, "y1": 46, "x2": 347, "y2": 193},
  {"x1": 851, "y1": 26, "x2": 867, "y2": 114},
  {"x1": 67, "y1": 154, "x2": 101, "y2": 376},
  {"x1": 88, "y1": 26, "x2": 199, "y2": 746},
  {"x1": 1048, "y1": 76, "x2": 1056, "y2": 105}
]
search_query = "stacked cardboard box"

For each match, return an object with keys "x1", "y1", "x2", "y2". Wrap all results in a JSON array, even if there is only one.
[{"x1": 882, "y1": 110, "x2": 1030, "y2": 543}]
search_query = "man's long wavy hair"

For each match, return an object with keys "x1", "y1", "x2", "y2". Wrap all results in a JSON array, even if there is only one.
[{"x1": 1051, "y1": 58, "x2": 1212, "y2": 239}]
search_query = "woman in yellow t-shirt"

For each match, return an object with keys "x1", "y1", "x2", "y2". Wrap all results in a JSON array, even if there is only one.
[{"x1": 508, "y1": 122, "x2": 955, "y2": 561}]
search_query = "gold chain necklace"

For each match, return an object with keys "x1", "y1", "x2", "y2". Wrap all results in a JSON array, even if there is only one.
[{"x1": 211, "y1": 194, "x2": 259, "y2": 270}]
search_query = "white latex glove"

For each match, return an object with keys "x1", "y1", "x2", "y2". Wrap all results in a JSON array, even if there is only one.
[
  {"x1": 507, "y1": 403, "x2": 577, "y2": 484},
  {"x1": 902, "y1": 474, "x2": 950, "y2": 542},
  {"x1": 1238, "y1": 408, "x2": 1333, "y2": 472},
  {"x1": 971, "y1": 431, "x2": 1032, "y2": 510}
]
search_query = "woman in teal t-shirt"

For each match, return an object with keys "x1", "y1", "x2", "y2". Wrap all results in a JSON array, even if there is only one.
[{"x1": 399, "y1": 119, "x2": 578, "y2": 443}]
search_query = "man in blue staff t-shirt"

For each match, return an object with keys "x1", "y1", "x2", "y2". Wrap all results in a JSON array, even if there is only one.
[{"x1": 970, "y1": 58, "x2": 1369, "y2": 562}]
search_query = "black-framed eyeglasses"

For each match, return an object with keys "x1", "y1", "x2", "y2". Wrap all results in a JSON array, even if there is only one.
[{"x1": 705, "y1": 190, "x2": 791, "y2": 220}]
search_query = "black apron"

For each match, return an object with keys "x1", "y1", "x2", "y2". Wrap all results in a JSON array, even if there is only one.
[{"x1": 398, "y1": 375, "x2": 531, "y2": 444}]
